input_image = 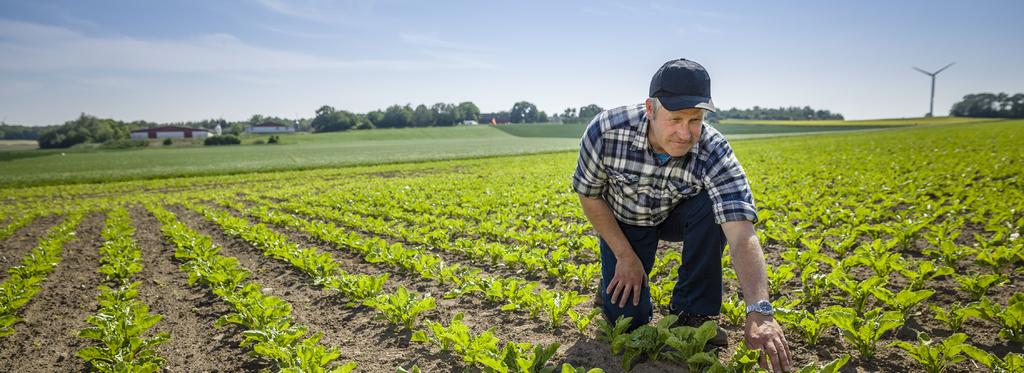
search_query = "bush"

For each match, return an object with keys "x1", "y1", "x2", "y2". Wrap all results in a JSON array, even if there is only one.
[
  {"x1": 100, "y1": 139, "x2": 149, "y2": 149},
  {"x1": 163, "y1": 138, "x2": 173, "y2": 146},
  {"x1": 268, "y1": 135, "x2": 280, "y2": 144},
  {"x1": 204, "y1": 135, "x2": 240, "y2": 146}
]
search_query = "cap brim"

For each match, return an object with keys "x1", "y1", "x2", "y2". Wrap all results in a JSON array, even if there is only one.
[{"x1": 659, "y1": 95, "x2": 716, "y2": 112}]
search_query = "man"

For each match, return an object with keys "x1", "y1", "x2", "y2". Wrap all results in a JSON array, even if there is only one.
[{"x1": 573, "y1": 58, "x2": 792, "y2": 372}]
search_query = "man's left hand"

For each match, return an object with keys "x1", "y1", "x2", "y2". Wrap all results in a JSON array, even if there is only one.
[{"x1": 744, "y1": 312, "x2": 792, "y2": 373}]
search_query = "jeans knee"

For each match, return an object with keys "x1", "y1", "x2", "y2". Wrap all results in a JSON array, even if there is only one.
[{"x1": 601, "y1": 298, "x2": 653, "y2": 331}]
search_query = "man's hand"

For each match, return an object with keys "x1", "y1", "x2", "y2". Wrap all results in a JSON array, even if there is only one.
[
  {"x1": 744, "y1": 312, "x2": 792, "y2": 373},
  {"x1": 606, "y1": 253, "x2": 647, "y2": 307}
]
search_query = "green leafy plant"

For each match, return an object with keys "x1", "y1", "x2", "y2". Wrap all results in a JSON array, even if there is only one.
[
  {"x1": 775, "y1": 307, "x2": 833, "y2": 345},
  {"x1": 975, "y1": 293, "x2": 1024, "y2": 343},
  {"x1": 795, "y1": 354, "x2": 850, "y2": 373},
  {"x1": 720, "y1": 293, "x2": 746, "y2": 326},
  {"x1": 766, "y1": 263, "x2": 797, "y2": 296},
  {"x1": 923, "y1": 240, "x2": 971, "y2": 268},
  {"x1": 953, "y1": 272, "x2": 1009, "y2": 301},
  {"x1": 829, "y1": 307, "x2": 904, "y2": 360},
  {"x1": 930, "y1": 302, "x2": 979, "y2": 332},
  {"x1": 899, "y1": 259, "x2": 954, "y2": 291},
  {"x1": 891, "y1": 332, "x2": 968, "y2": 373},
  {"x1": 828, "y1": 273, "x2": 886, "y2": 315},
  {"x1": 77, "y1": 283, "x2": 171, "y2": 372},
  {"x1": 961, "y1": 346, "x2": 1024, "y2": 373},
  {"x1": 870, "y1": 287, "x2": 934, "y2": 322},
  {"x1": 365, "y1": 286, "x2": 436, "y2": 330}
]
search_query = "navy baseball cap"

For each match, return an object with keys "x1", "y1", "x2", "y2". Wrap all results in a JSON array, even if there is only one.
[{"x1": 649, "y1": 58, "x2": 717, "y2": 112}]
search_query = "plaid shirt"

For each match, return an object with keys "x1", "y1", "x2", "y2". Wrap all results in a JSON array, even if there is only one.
[{"x1": 572, "y1": 103, "x2": 758, "y2": 226}]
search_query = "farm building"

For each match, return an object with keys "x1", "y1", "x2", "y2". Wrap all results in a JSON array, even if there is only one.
[
  {"x1": 247, "y1": 122, "x2": 296, "y2": 134},
  {"x1": 130, "y1": 126, "x2": 212, "y2": 140}
]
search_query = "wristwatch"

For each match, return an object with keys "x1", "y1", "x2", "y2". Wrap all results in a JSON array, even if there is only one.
[{"x1": 745, "y1": 300, "x2": 774, "y2": 316}]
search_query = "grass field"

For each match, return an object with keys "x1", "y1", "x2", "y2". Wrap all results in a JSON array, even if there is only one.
[
  {"x1": 0, "y1": 119, "x2": 1020, "y2": 372},
  {"x1": 0, "y1": 121, "x2": 884, "y2": 188},
  {"x1": 717, "y1": 116, "x2": 999, "y2": 126}
]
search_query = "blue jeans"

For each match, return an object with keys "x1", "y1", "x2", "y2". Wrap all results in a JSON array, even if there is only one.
[{"x1": 599, "y1": 190, "x2": 726, "y2": 331}]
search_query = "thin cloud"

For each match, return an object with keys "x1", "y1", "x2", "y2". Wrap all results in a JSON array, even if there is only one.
[
  {"x1": 0, "y1": 19, "x2": 494, "y2": 73},
  {"x1": 258, "y1": 24, "x2": 352, "y2": 40},
  {"x1": 252, "y1": 0, "x2": 378, "y2": 27}
]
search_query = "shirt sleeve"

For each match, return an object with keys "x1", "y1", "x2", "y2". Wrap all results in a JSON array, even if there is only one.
[
  {"x1": 572, "y1": 117, "x2": 607, "y2": 197},
  {"x1": 702, "y1": 136, "x2": 758, "y2": 224}
]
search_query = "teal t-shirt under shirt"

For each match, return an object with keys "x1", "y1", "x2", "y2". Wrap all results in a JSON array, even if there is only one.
[{"x1": 653, "y1": 152, "x2": 671, "y2": 165}]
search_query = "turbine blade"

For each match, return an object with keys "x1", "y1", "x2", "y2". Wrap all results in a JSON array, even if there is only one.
[
  {"x1": 912, "y1": 66, "x2": 932, "y2": 75},
  {"x1": 934, "y1": 62, "x2": 955, "y2": 75}
]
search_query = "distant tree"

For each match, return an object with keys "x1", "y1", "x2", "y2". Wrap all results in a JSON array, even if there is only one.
[
  {"x1": 413, "y1": 104, "x2": 434, "y2": 127},
  {"x1": 510, "y1": 101, "x2": 539, "y2": 123},
  {"x1": 366, "y1": 110, "x2": 385, "y2": 127},
  {"x1": 578, "y1": 104, "x2": 604, "y2": 122},
  {"x1": 715, "y1": 106, "x2": 843, "y2": 120},
  {"x1": 378, "y1": 104, "x2": 414, "y2": 128},
  {"x1": 456, "y1": 101, "x2": 480, "y2": 123},
  {"x1": 950, "y1": 92, "x2": 1024, "y2": 118},
  {"x1": 311, "y1": 105, "x2": 359, "y2": 132},
  {"x1": 432, "y1": 103, "x2": 456, "y2": 126},
  {"x1": 37, "y1": 113, "x2": 148, "y2": 149}
]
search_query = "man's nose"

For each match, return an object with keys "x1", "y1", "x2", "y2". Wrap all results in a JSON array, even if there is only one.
[{"x1": 677, "y1": 128, "x2": 691, "y2": 142}]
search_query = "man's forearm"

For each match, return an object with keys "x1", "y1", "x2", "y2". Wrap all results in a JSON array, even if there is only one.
[
  {"x1": 578, "y1": 194, "x2": 636, "y2": 262},
  {"x1": 722, "y1": 221, "x2": 770, "y2": 306}
]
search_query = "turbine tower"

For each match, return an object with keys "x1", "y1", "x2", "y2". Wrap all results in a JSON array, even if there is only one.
[{"x1": 912, "y1": 62, "x2": 955, "y2": 117}]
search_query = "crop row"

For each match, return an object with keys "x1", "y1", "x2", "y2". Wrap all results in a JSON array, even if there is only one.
[
  {"x1": 146, "y1": 204, "x2": 357, "y2": 372},
  {"x1": 0, "y1": 211, "x2": 84, "y2": 337},
  {"x1": 246, "y1": 193, "x2": 600, "y2": 288},
  {"x1": 77, "y1": 207, "x2": 169, "y2": 371},
  {"x1": 180, "y1": 200, "x2": 603, "y2": 372}
]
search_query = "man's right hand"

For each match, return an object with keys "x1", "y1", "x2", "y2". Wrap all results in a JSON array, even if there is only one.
[{"x1": 606, "y1": 253, "x2": 647, "y2": 307}]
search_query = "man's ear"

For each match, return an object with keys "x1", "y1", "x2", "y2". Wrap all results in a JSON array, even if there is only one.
[{"x1": 644, "y1": 98, "x2": 654, "y2": 117}]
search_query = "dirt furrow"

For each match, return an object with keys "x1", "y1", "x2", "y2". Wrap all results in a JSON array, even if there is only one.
[
  {"x1": 171, "y1": 205, "x2": 656, "y2": 372},
  {"x1": 0, "y1": 215, "x2": 63, "y2": 279},
  {"x1": 130, "y1": 206, "x2": 271, "y2": 372},
  {"x1": 168, "y1": 205, "x2": 465, "y2": 372},
  {"x1": 0, "y1": 213, "x2": 103, "y2": 372}
]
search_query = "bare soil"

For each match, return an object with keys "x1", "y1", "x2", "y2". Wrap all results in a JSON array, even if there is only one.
[
  {"x1": 130, "y1": 206, "x2": 271, "y2": 372},
  {"x1": 0, "y1": 214, "x2": 63, "y2": 279},
  {"x1": 170, "y1": 204, "x2": 670, "y2": 372},
  {"x1": 0, "y1": 213, "x2": 103, "y2": 373}
]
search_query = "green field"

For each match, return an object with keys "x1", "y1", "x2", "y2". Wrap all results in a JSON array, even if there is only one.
[
  {"x1": 0, "y1": 119, "x2": 1020, "y2": 372},
  {"x1": 717, "y1": 116, "x2": 997, "y2": 126},
  {"x1": 0, "y1": 117, "x2": 1006, "y2": 188}
]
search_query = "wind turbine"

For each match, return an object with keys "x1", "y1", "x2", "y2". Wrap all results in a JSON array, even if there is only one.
[{"x1": 912, "y1": 62, "x2": 955, "y2": 117}]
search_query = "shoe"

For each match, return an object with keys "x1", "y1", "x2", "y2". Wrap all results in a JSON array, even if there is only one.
[{"x1": 670, "y1": 308, "x2": 729, "y2": 348}]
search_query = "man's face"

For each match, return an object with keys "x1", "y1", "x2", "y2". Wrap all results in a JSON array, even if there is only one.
[{"x1": 644, "y1": 98, "x2": 704, "y2": 157}]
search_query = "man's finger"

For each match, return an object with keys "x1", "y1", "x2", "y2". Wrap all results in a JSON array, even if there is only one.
[
  {"x1": 774, "y1": 338, "x2": 792, "y2": 371},
  {"x1": 618, "y1": 285, "x2": 632, "y2": 308},
  {"x1": 632, "y1": 284, "x2": 641, "y2": 306},
  {"x1": 765, "y1": 344, "x2": 782, "y2": 373},
  {"x1": 609, "y1": 281, "x2": 622, "y2": 306},
  {"x1": 755, "y1": 345, "x2": 768, "y2": 370}
]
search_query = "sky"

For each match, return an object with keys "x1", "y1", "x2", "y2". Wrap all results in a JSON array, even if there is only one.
[{"x1": 1, "y1": 0, "x2": 1022, "y2": 126}]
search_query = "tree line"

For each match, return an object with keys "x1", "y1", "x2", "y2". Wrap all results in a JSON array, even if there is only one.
[
  {"x1": 708, "y1": 106, "x2": 844, "y2": 121},
  {"x1": 950, "y1": 92, "x2": 1024, "y2": 118},
  {"x1": 8, "y1": 100, "x2": 860, "y2": 149}
]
